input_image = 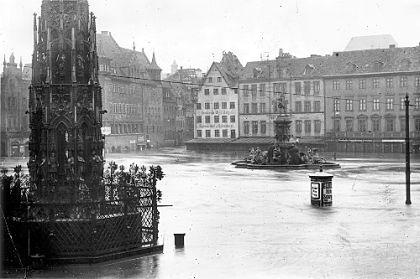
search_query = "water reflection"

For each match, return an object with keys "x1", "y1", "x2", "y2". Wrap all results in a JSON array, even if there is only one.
[{"x1": 2, "y1": 148, "x2": 420, "y2": 278}]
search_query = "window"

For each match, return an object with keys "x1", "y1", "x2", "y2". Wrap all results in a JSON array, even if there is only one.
[
  {"x1": 260, "y1": 84, "x2": 266, "y2": 96},
  {"x1": 372, "y1": 118, "x2": 380, "y2": 132},
  {"x1": 415, "y1": 119, "x2": 420, "y2": 131},
  {"x1": 252, "y1": 121, "x2": 258, "y2": 135},
  {"x1": 345, "y1": 80, "x2": 353, "y2": 90},
  {"x1": 197, "y1": 130, "x2": 202, "y2": 137},
  {"x1": 295, "y1": 82, "x2": 302, "y2": 95},
  {"x1": 214, "y1": 102, "x2": 219, "y2": 109},
  {"x1": 400, "y1": 76, "x2": 408, "y2": 87},
  {"x1": 400, "y1": 118, "x2": 405, "y2": 132},
  {"x1": 304, "y1": 120, "x2": 311, "y2": 134},
  {"x1": 222, "y1": 102, "x2": 227, "y2": 109},
  {"x1": 372, "y1": 78, "x2": 379, "y2": 88},
  {"x1": 386, "y1": 118, "x2": 394, "y2": 132},
  {"x1": 205, "y1": 116, "x2": 210, "y2": 123},
  {"x1": 221, "y1": 88, "x2": 227, "y2": 95},
  {"x1": 222, "y1": 116, "x2": 228, "y2": 123},
  {"x1": 204, "y1": 89, "x2": 210, "y2": 95},
  {"x1": 222, "y1": 129, "x2": 228, "y2": 137},
  {"x1": 358, "y1": 118, "x2": 367, "y2": 132},
  {"x1": 304, "y1": 101, "x2": 311, "y2": 112},
  {"x1": 334, "y1": 99, "x2": 340, "y2": 112},
  {"x1": 196, "y1": 116, "x2": 202, "y2": 123},
  {"x1": 373, "y1": 99, "x2": 380, "y2": 111},
  {"x1": 386, "y1": 98, "x2": 394, "y2": 111},
  {"x1": 385, "y1": 78, "x2": 393, "y2": 88},
  {"x1": 346, "y1": 119, "x2": 353, "y2": 132},
  {"x1": 231, "y1": 130, "x2": 236, "y2": 138},
  {"x1": 251, "y1": 103, "x2": 258, "y2": 114},
  {"x1": 359, "y1": 99, "x2": 367, "y2": 111},
  {"x1": 229, "y1": 102, "x2": 235, "y2": 109},
  {"x1": 208, "y1": 77, "x2": 213, "y2": 83},
  {"x1": 274, "y1": 83, "x2": 286, "y2": 93},
  {"x1": 214, "y1": 130, "x2": 220, "y2": 137},
  {"x1": 251, "y1": 84, "x2": 257, "y2": 99},
  {"x1": 416, "y1": 77, "x2": 420, "y2": 87},
  {"x1": 333, "y1": 80, "x2": 340, "y2": 90},
  {"x1": 295, "y1": 120, "x2": 302, "y2": 133},
  {"x1": 260, "y1": 103, "x2": 266, "y2": 113},
  {"x1": 213, "y1": 88, "x2": 219, "y2": 95},
  {"x1": 243, "y1": 85, "x2": 249, "y2": 97},
  {"x1": 214, "y1": 115, "x2": 219, "y2": 123},
  {"x1": 314, "y1": 101, "x2": 321, "y2": 112},
  {"x1": 217, "y1": 77, "x2": 222, "y2": 82},
  {"x1": 295, "y1": 101, "x2": 302, "y2": 113},
  {"x1": 415, "y1": 97, "x2": 420, "y2": 109},
  {"x1": 334, "y1": 119, "x2": 341, "y2": 132},
  {"x1": 243, "y1": 103, "x2": 250, "y2": 114},
  {"x1": 304, "y1": 81, "x2": 311, "y2": 95},
  {"x1": 314, "y1": 120, "x2": 321, "y2": 134},
  {"x1": 359, "y1": 79, "x2": 366, "y2": 89},
  {"x1": 196, "y1": 103, "x2": 201, "y2": 110},
  {"x1": 261, "y1": 121, "x2": 267, "y2": 135},
  {"x1": 205, "y1": 130, "x2": 211, "y2": 137},
  {"x1": 345, "y1": 99, "x2": 353, "y2": 111},
  {"x1": 400, "y1": 97, "x2": 405, "y2": 111},
  {"x1": 230, "y1": 115, "x2": 235, "y2": 123},
  {"x1": 244, "y1": 121, "x2": 250, "y2": 135},
  {"x1": 313, "y1": 81, "x2": 320, "y2": 95},
  {"x1": 205, "y1": 102, "x2": 210, "y2": 110}
]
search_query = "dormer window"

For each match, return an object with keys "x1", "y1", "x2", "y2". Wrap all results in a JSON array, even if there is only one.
[
  {"x1": 400, "y1": 58, "x2": 411, "y2": 70},
  {"x1": 345, "y1": 62, "x2": 357, "y2": 73},
  {"x1": 303, "y1": 64, "x2": 315, "y2": 75},
  {"x1": 373, "y1": 61, "x2": 384, "y2": 72}
]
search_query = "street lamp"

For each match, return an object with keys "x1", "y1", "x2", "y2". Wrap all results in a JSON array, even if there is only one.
[{"x1": 404, "y1": 94, "x2": 411, "y2": 205}]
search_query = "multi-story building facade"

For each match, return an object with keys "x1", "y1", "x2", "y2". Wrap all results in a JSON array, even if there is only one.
[
  {"x1": 238, "y1": 60, "x2": 289, "y2": 140},
  {"x1": 324, "y1": 46, "x2": 420, "y2": 153},
  {"x1": 286, "y1": 57, "x2": 326, "y2": 142},
  {"x1": 194, "y1": 52, "x2": 243, "y2": 141},
  {"x1": 238, "y1": 54, "x2": 326, "y2": 146},
  {"x1": 97, "y1": 31, "x2": 164, "y2": 152},
  {"x1": 162, "y1": 81, "x2": 177, "y2": 145},
  {"x1": 1, "y1": 54, "x2": 31, "y2": 157},
  {"x1": 165, "y1": 67, "x2": 202, "y2": 144}
]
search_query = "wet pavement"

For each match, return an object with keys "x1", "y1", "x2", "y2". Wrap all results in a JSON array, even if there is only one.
[{"x1": 2, "y1": 148, "x2": 420, "y2": 278}]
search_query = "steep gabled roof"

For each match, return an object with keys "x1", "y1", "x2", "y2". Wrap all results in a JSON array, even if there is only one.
[{"x1": 97, "y1": 31, "x2": 160, "y2": 77}]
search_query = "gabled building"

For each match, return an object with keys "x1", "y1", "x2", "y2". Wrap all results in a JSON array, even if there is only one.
[
  {"x1": 194, "y1": 52, "x2": 243, "y2": 143},
  {"x1": 97, "y1": 31, "x2": 164, "y2": 152},
  {"x1": 1, "y1": 54, "x2": 31, "y2": 157}
]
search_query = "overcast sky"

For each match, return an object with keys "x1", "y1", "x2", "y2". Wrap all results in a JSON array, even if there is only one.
[{"x1": 1, "y1": 0, "x2": 420, "y2": 75}]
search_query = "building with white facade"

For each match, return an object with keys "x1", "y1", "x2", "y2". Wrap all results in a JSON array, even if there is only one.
[{"x1": 194, "y1": 52, "x2": 243, "y2": 141}]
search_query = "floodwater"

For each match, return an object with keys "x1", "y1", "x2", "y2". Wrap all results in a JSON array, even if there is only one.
[{"x1": 2, "y1": 148, "x2": 420, "y2": 279}]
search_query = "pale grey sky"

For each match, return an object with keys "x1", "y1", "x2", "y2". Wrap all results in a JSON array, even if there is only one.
[{"x1": 1, "y1": 0, "x2": 420, "y2": 74}]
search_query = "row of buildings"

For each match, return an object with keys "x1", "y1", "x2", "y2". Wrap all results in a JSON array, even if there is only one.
[
  {"x1": 190, "y1": 42, "x2": 420, "y2": 153},
  {"x1": 0, "y1": 31, "x2": 201, "y2": 157}
]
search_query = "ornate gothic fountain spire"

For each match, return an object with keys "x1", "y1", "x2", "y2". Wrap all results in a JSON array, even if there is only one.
[{"x1": 29, "y1": 0, "x2": 104, "y2": 202}]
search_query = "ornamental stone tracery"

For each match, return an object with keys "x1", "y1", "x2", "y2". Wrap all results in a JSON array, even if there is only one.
[{"x1": 29, "y1": 0, "x2": 104, "y2": 202}]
